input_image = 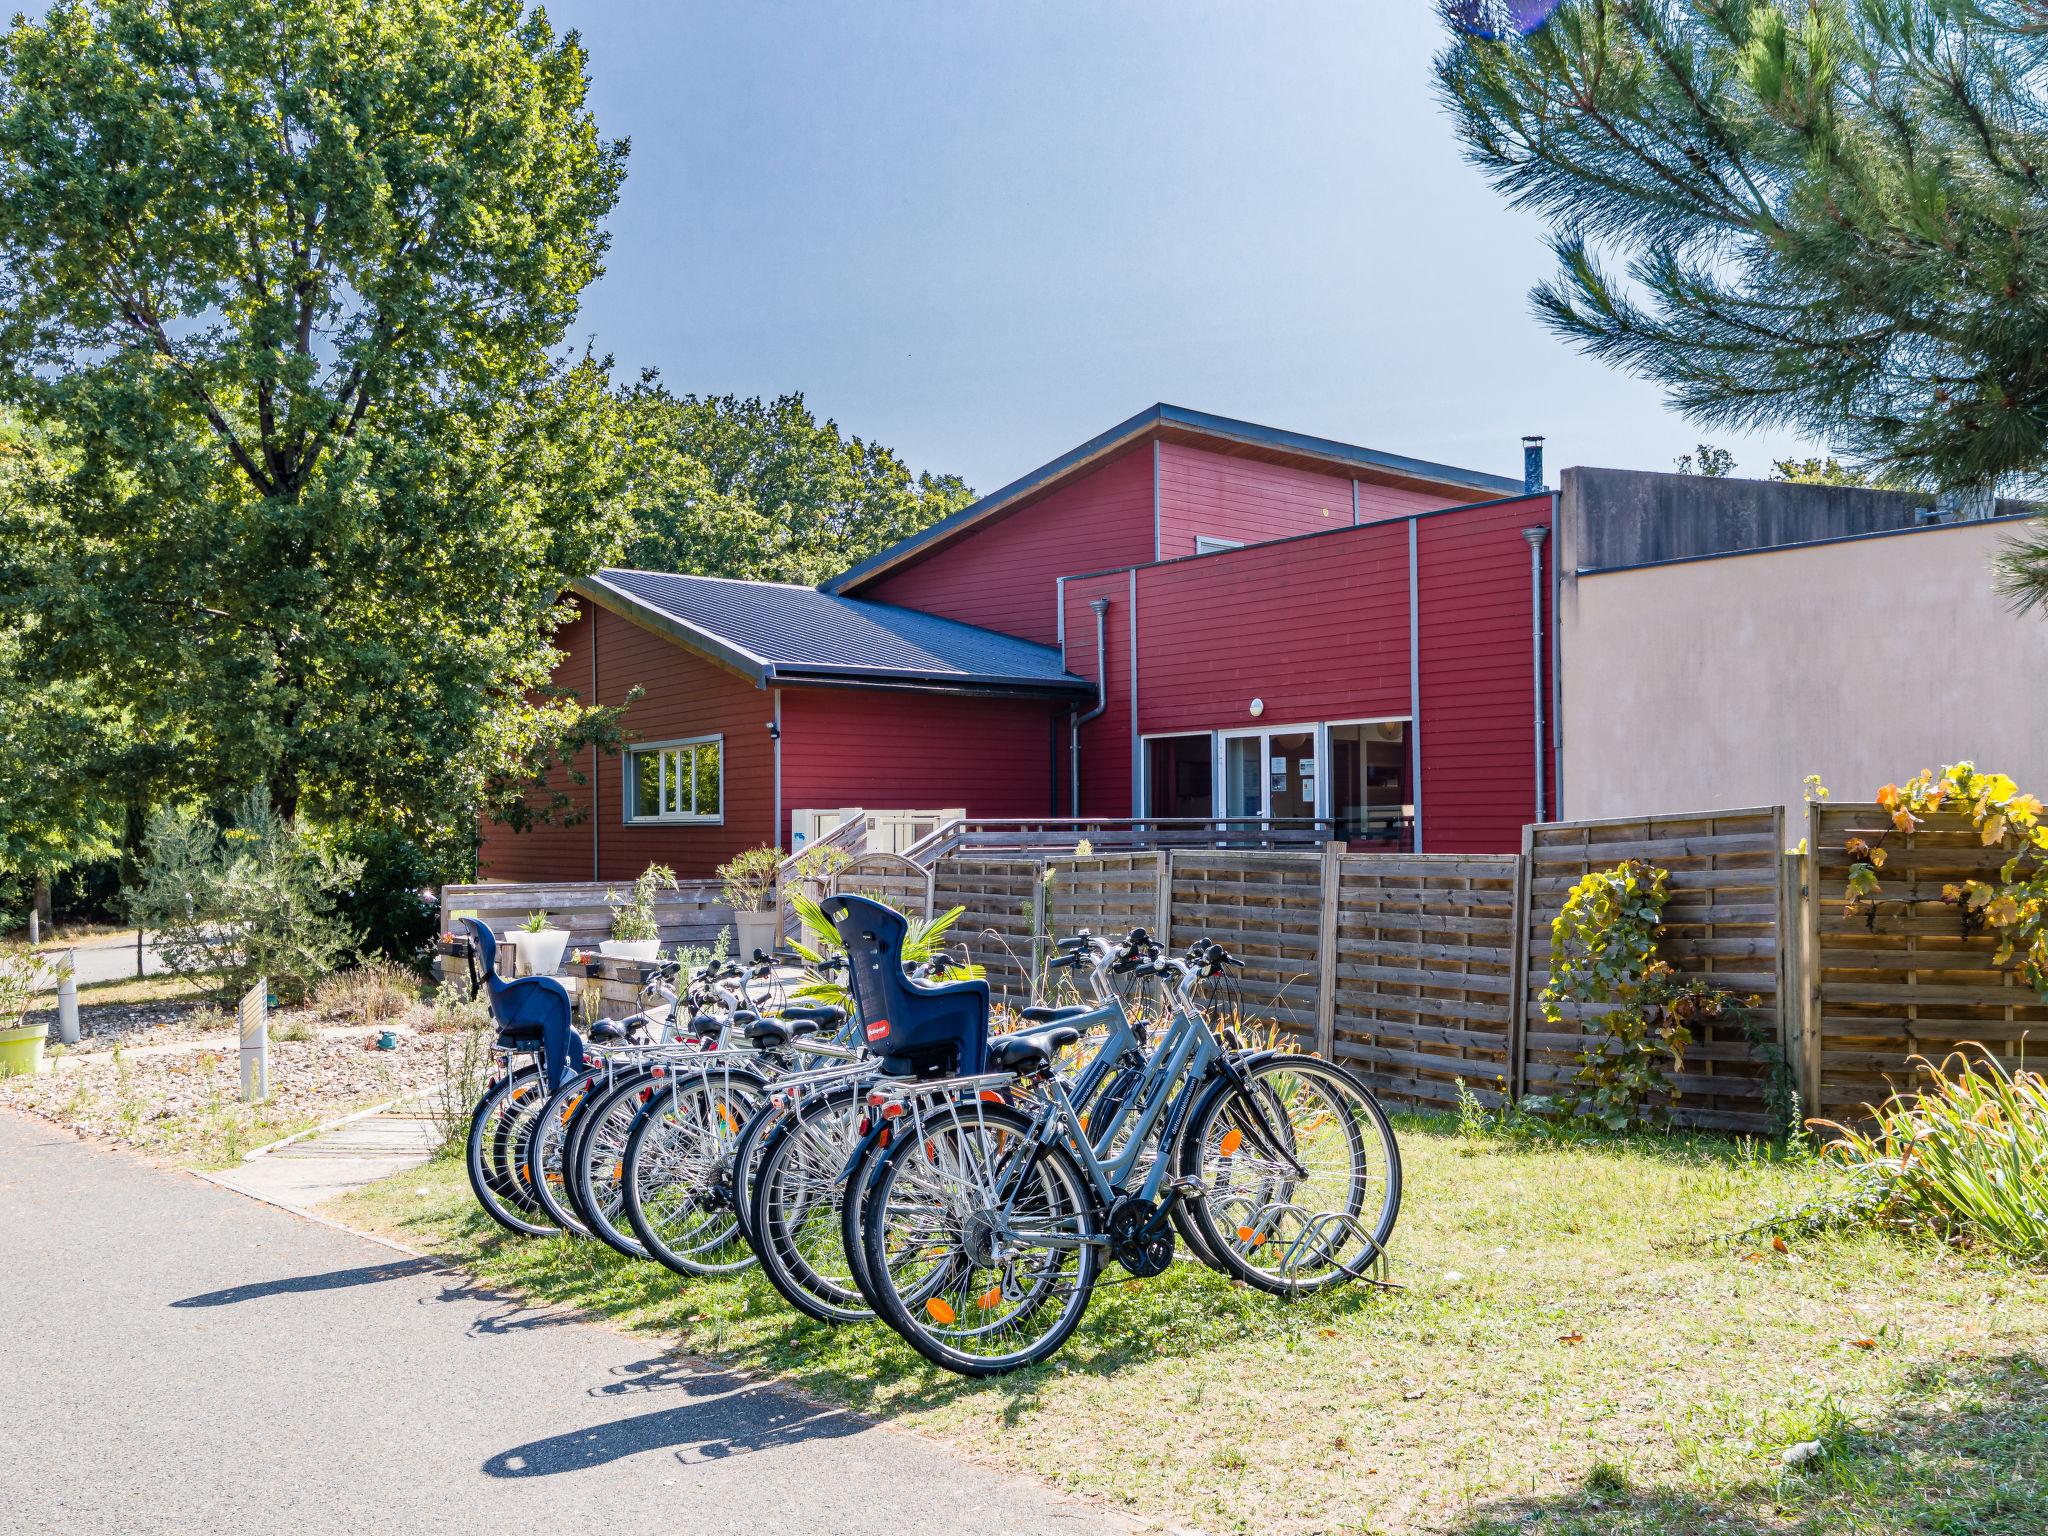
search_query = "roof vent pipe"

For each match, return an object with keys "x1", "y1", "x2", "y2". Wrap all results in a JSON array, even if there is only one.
[
  {"x1": 1070, "y1": 597, "x2": 1112, "y2": 816},
  {"x1": 1522, "y1": 435, "x2": 1546, "y2": 495}
]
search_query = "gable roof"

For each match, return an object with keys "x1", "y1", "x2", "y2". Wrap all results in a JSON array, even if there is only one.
[
  {"x1": 823, "y1": 402, "x2": 1525, "y2": 595},
  {"x1": 575, "y1": 569, "x2": 1093, "y2": 699}
]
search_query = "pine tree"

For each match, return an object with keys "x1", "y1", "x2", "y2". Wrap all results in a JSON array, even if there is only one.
[{"x1": 1437, "y1": 2, "x2": 2048, "y2": 508}]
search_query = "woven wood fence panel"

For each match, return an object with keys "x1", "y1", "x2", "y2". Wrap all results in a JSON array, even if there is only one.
[
  {"x1": 828, "y1": 854, "x2": 932, "y2": 920},
  {"x1": 1807, "y1": 803, "x2": 2048, "y2": 1121},
  {"x1": 1329, "y1": 854, "x2": 1521, "y2": 1111},
  {"x1": 1045, "y1": 853, "x2": 1163, "y2": 945},
  {"x1": 930, "y1": 855, "x2": 1043, "y2": 1008},
  {"x1": 1523, "y1": 808, "x2": 1787, "y2": 1134},
  {"x1": 1168, "y1": 852, "x2": 1325, "y2": 1045}
]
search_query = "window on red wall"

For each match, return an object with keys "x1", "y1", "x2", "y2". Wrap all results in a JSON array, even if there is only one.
[{"x1": 625, "y1": 736, "x2": 724, "y2": 824}]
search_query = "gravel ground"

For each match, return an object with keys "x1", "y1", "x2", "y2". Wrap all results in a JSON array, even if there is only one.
[{"x1": 0, "y1": 1011, "x2": 466, "y2": 1167}]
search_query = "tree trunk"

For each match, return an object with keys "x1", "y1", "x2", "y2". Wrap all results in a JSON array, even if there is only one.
[{"x1": 31, "y1": 874, "x2": 53, "y2": 936}]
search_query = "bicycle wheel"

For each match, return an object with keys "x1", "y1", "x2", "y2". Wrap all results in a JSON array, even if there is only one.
[
  {"x1": 860, "y1": 1100, "x2": 1100, "y2": 1377},
  {"x1": 725, "y1": 1093, "x2": 784, "y2": 1249},
  {"x1": 752, "y1": 1082, "x2": 873, "y2": 1324},
  {"x1": 466, "y1": 1067, "x2": 558, "y2": 1238},
  {"x1": 622, "y1": 1070, "x2": 765, "y2": 1277},
  {"x1": 526, "y1": 1066, "x2": 604, "y2": 1238},
  {"x1": 1176, "y1": 1053, "x2": 1400, "y2": 1296},
  {"x1": 570, "y1": 1070, "x2": 660, "y2": 1259}
]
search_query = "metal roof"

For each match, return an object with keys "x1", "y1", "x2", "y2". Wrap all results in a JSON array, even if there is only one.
[
  {"x1": 822, "y1": 402, "x2": 1526, "y2": 594},
  {"x1": 575, "y1": 569, "x2": 1093, "y2": 699}
]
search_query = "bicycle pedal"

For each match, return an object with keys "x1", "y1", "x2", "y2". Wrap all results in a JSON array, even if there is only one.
[{"x1": 1163, "y1": 1176, "x2": 1208, "y2": 1199}]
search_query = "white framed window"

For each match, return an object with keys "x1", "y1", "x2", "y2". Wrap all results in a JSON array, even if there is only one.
[
  {"x1": 624, "y1": 735, "x2": 723, "y2": 824},
  {"x1": 1193, "y1": 535, "x2": 1244, "y2": 555}
]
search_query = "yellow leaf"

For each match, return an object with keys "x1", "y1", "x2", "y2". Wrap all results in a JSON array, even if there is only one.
[
  {"x1": 1892, "y1": 809, "x2": 1917, "y2": 834},
  {"x1": 1847, "y1": 1336, "x2": 1877, "y2": 1350},
  {"x1": 1983, "y1": 815, "x2": 2008, "y2": 846},
  {"x1": 1558, "y1": 1331, "x2": 1585, "y2": 1345},
  {"x1": 1869, "y1": 847, "x2": 1887, "y2": 869}
]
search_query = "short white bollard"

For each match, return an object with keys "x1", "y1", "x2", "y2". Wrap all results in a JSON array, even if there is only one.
[
  {"x1": 26, "y1": 910, "x2": 38, "y2": 946},
  {"x1": 56, "y1": 951, "x2": 79, "y2": 1046},
  {"x1": 238, "y1": 976, "x2": 269, "y2": 1103}
]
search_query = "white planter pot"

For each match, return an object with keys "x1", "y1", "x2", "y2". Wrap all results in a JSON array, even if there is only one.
[
  {"x1": 510, "y1": 928, "x2": 570, "y2": 977},
  {"x1": 599, "y1": 938, "x2": 661, "y2": 963},
  {"x1": 733, "y1": 909, "x2": 780, "y2": 962}
]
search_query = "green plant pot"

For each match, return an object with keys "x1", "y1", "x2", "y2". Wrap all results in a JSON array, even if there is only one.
[{"x1": 0, "y1": 1020, "x2": 48, "y2": 1077}]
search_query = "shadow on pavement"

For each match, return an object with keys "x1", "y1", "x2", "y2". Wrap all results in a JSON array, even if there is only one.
[
  {"x1": 170, "y1": 1256, "x2": 442, "y2": 1307},
  {"x1": 482, "y1": 1365, "x2": 866, "y2": 1477}
]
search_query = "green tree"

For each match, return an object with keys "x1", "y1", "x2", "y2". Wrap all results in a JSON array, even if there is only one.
[
  {"x1": 1673, "y1": 443, "x2": 1736, "y2": 477},
  {"x1": 619, "y1": 382, "x2": 976, "y2": 584},
  {"x1": 1435, "y1": 2, "x2": 2048, "y2": 500},
  {"x1": 0, "y1": 0, "x2": 631, "y2": 843}
]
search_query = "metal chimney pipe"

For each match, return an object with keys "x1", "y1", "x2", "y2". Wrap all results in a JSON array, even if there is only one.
[
  {"x1": 1522, "y1": 435, "x2": 1546, "y2": 495},
  {"x1": 1069, "y1": 597, "x2": 1112, "y2": 816}
]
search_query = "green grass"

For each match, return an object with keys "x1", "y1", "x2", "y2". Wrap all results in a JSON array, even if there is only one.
[{"x1": 323, "y1": 1115, "x2": 2048, "y2": 1536}]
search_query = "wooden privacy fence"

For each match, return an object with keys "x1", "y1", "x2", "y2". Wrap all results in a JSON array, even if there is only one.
[
  {"x1": 1804, "y1": 802, "x2": 2048, "y2": 1123},
  {"x1": 909, "y1": 807, "x2": 1795, "y2": 1131}
]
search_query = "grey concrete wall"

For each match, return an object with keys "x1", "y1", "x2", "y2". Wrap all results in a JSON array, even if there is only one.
[{"x1": 1559, "y1": 517, "x2": 2048, "y2": 823}]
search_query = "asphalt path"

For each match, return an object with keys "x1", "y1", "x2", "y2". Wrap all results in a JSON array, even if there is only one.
[{"x1": 0, "y1": 1111, "x2": 1144, "y2": 1536}]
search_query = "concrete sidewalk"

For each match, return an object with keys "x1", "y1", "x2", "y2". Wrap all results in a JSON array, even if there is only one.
[
  {"x1": 207, "y1": 1108, "x2": 443, "y2": 1208},
  {"x1": 0, "y1": 1110, "x2": 1146, "y2": 1536}
]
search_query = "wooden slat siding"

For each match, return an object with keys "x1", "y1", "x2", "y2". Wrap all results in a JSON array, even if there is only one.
[
  {"x1": 441, "y1": 881, "x2": 735, "y2": 950},
  {"x1": 1170, "y1": 853, "x2": 1324, "y2": 1045},
  {"x1": 476, "y1": 598, "x2": 779, "y2": 883},
  {"x1": 777, "y1": 688, "x2": 1060, "y2": 831},
  {"x1": 1133, "y1": 519, "x2": 1410, "y2": 740},
  {"x1": 1155, "y1": 441, "x2": 1415, "y2": 557},
  {"x1": 857, "y1": 444, "x2": 1155, "y2": 646},
  {"x1": 1044, "y1": 853, "x2": 1162, "y2": 948},
  {"x1": 1061, "y1": 570, "x2": 1135, "y2": 816},
  {"x1": 1327, "y1": 852, "x2": 1520, "y2": 1111},
  {"x1": 931, "y1": 856, "x2": 1045, "y2": 1009},
  {"x1": 1807, "y1": 803, "x2": 2048, "y2": 1121},
  {"x1": 1416, "y1": 494, "x2": 1556, "y2": 853},
  {"x1": 1520, "y1": 808, "x2": 1785, "y2": 1133}
]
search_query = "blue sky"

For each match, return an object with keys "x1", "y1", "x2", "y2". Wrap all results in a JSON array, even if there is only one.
[{"x1": 550, "y1": 1, "x2": 1823, "y2": 494}]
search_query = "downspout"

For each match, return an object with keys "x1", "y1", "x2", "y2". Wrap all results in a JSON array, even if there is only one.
[
  {"x1": 1069, "y1": 596, "x2": 1111, "y2": 817},
  {"x1": 591, "y1": 601, "x2": 601, "y2": 881},
  {"x1": 1523, "y1": 526, "x2": 1549, "y2": 824}
]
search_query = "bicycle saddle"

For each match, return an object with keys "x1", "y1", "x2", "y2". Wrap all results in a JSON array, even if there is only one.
[
  {"x1": 1020, "y1": 1004, "x2": 1091, "y2": 1024},
  {"x1": 744, "y1": 1015, "x2": 821, "y2": 1049},
  {"x1": 986, "y1": 1024, "x2": 1083, "y2": 1076},
  {"x1": 780, "y1": 1004, "x2": 846, "y2": 1030},
  {"x1": 587, "y1": 1018, "x2": 627, "y2": 1044}
]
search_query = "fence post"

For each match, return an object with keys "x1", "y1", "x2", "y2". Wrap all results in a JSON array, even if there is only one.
[
  {"x1": 1314, "y1": 842, "x2": 1341, "y2": 1060},
  {"x1": 1802, "y1": 802, "x2": 1824, "y2": 1115},
  {"x1": 1029, "y1": 862, "x2": 1050, "y2": 997},
  {"x1": 1154, "y1": 849, "x2": 1173, "y2": 950},
  {"x1": 1506, "y1": 823, "x2": 1535, "y2": 1101}
]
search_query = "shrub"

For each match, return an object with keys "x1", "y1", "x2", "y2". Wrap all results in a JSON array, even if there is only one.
[
  {"x1": 784, "y1": 889, "x2": 980, "y2": 1011},
  {"x1": 0, "y1": 944, "x2": 52, "y2": 1028},
  {"x1": 419, "y1": 976, "x2": 490, "y2": 1035},
  {"x1": 312, "y1": 958, "x2": 424, "y2": 1027},
  {"x1": 608, "y1": 863, "x2": 679, "y2": 942},
  {"x1": 1812, "y1": 1046, "x2": 2048, "y2": 1263},
  {"x1": 1539, "y1": 859, "x2": 1760, "y2": 1132},
  {"x1": 315, "y1": 825, "x2": 443, "y2": 969},
  {"x1": 716, "y1": 846, "x2": 780, "y2": 914},
  {"x1": 127, "y1": 792, "x2": 361, "y2": 1005}
]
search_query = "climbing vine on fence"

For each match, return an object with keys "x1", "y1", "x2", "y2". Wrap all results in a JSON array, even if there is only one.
[
  {"x1": 1540, "y1": 860, "x2": 1762, "y2": 1132},
  {"x1": 1837, "y1": 762, "x2": 2048, "y2": 1000}
]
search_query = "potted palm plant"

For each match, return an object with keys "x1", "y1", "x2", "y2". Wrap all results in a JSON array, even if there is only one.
[
  {"x1": 600, "y1": 864, "x2": 678, "y2": 961},
  {"x1": 0, "y1": 945, "x2": 54, "y2": 1077},
  {"x1": 507, "y1": 909, "x2": 570, "y2": 977},
  {"x1": 718, "y1": 846, "x2": 783, "y2": 959}
]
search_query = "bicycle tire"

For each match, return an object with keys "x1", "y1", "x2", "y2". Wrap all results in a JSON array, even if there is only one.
[
  {"x1": 466, "y1": 1067, "x2": 558, "y2": 1238},
  {"x1": 750, "y1": 1081, "x2": 873, "y2": 1325}
]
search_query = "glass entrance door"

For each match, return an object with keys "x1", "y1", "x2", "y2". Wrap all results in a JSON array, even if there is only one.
[
  {"x1": 1268, "y1": 731, "x2": 1316, "y2": 818},
  {"x1": 1222, "y1": 736, "x2": 1263, "y2": 818}
]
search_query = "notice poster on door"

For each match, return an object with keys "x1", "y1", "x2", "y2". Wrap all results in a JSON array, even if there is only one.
[{"x1": 1270, "y1": 756, "x2": 1286, "y2": 795}]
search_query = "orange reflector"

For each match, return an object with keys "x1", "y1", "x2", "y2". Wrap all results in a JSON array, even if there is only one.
[
  {"x1": 979, "y1": 1090, "x2": 1004, "y2": 1104},
  {"x1": 1078, "y1": 1113, "x2": 1090, "y2": 1132},
  {"x1": 612, "y1": 1163, "x2": 623, "y2": 1180},
  {"x1": 881, "y1": 1103, "x2": 905, "y2": 1119},
  {"x1": 926, "y1": 1297, "x2": 957, "y2": 1325},
  {"x1": 1219, "y1": 1128, "x2": 1244, "y2": 1156},
  {"x1": 977, "y1": 1288, "x2": 1003, "y2": 1311}
]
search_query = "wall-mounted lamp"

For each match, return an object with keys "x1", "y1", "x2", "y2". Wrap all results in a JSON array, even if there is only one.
[
  {"x1": 1249, "y1": 698, "x2": 1265, "y2": 718},
  {"x1": 766, "y1": 720, "x2": 780, "y2": 741}
]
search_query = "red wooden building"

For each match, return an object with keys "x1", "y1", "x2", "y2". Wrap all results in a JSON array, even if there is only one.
[{"x1": 481, "y1": 404, "x2": 1554, "y2": 880}]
